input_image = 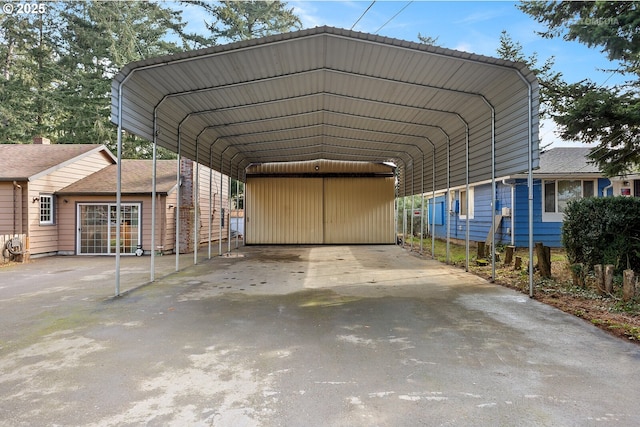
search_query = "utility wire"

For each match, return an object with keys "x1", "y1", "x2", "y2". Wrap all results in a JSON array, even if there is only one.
[
  {"x1": 375, "y1": 1, "x2": 413, "y2": 34},
  {"x1": 351, "y1": 1, "x2": 376, "y2": 31}
]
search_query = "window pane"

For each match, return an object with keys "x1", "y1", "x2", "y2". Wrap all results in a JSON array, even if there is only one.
[
  {"x1": 40, "y1": 195, "x2": 53, "y2": 223},
  {"x1": 544, "y1": 182, "x2": 556, "y2": 213},
  {"x1": 583, "y1": 181, "x2": 594, "y2": 198},
  {"x1": 459, "y1": 190, "x2": 467, "y2": 215},
  {"x1": 557, "y1": 180, "x2": 581, "y2": 213}
]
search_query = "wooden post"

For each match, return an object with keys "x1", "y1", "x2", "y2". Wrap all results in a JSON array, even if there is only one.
[
  {"x1": 604, "y1": 264, "x2": 614, "y2": 294},
  {"x1": 571, "y1": 263, "x2": 585, "y2": 288},
  {"x1": 504, "y1": 245, "x2": 515, "y2": 265},
  {"x1": 476, "y1": 242, "x2": 485, "y2": 260},
  {"x1": 594, "y1": 264, "x2": 605, "y2": 295},
  {"x1": 535, "y1": 242, "x2": 551, "y2": 278},
  {"x1": 623, "y1": 269, "x2": 635, "y2": 302},
  {"x1": 514, "y1": 256, "x2": 522, "y2": 270}
]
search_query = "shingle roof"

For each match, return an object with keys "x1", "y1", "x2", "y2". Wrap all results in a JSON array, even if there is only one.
[
  {"x1": 57, "y1": 159, "x2": 178, "y2": 195},
  {"x1": 0, "y1": 144, "x2": 111, "y2": 180},
  {"x1": 537, "y1": 147, "x2": 601, "y2": 175}
]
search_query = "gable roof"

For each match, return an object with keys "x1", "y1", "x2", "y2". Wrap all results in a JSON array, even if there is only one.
[
  {"x1": 57, "y1": 159, "x2": 178, "y2": 195},
  {"x1": 536, "y1": 147, "x2": 601, "y2": 175},
  {"x1": 0, "y1": 144, "x2": 116, "y2": 181}
]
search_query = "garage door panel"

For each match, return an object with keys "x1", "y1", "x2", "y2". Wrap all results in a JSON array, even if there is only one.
[
  {"x1": 324, "y1": 177, "x2": 395, "y2": 244},
  {"x1": 246, "y1": 177, "x2": 323, "y2": 244}
]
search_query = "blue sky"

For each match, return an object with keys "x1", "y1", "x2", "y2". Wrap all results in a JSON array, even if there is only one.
[{"x1": 180, "y1": 1, "x2": 626, "y2": 147}]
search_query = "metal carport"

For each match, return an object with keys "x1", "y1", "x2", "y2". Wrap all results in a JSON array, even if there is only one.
[{"x1": 111, "y1": 26, "x2": 539, "y2": 296}]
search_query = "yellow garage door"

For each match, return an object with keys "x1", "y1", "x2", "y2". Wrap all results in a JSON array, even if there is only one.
[
  {"x1": 324, "y1": 177, "x2": 395, "y2": 244},
  {"x1": 245, "y1": 177, "x2": 323, "y2": 244},
  {"x1": 245, "y1": 176, "x2": 394, "y2": 244}
]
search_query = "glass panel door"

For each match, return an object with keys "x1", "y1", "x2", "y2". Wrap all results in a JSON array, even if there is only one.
[
  {"x1": 79, "y1": 204, "x2": 140, "y2": 255},
  {"x1": 79, "y1": 205, "x2": 109, "y2": 254}
]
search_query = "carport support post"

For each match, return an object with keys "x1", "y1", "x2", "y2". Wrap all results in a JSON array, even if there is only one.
[
  {"x1": 219, "y1": 169, "x2": 223, "y2": 256},
  {"x1": 420, "y1": 153, "x2": 425, "y2": 254},
  {"x1": 410, "y1": 169, "x2": 415, "y2": 252},
  {"x1": 194, "y1": 135, "x2": 202, "y2": 265},
  {"x1": 445, "y1": 134, "x2": 451, "y2": 263},
  {"x1": 115, "y1": 77, "x2": 127, "y2": 297},
  {"x1": 175, "y1": 129, "x2": 181, "y2": 272},
  {"x1": 207, "y1": 138, "x2": 221, "y2": 260},
  {"x1": 485, "y1": 99, "x2": 496, "y2": 282},
  {"x1": 150, "y1": 125, "x2": 157, "y2": 282}
]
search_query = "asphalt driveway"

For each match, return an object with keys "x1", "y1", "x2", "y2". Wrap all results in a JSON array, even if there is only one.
[{"x1": 1, "y1": 245, "x2": 639, "y2": 426}]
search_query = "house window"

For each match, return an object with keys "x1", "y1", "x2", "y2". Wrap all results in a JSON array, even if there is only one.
[
  {"x1": 458, "y1": 188, "x2": 474, "y2": 219},
  {"x1": 543, "y1": 179, "x2": 595, "y2": 221},
  {"x1": 39, "y1": 194, "x2": 54, "y2": 225}
]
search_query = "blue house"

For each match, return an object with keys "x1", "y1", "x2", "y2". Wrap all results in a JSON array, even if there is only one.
[{"x1": 428, "y1": 147, "x2": 639, "y2": 248}]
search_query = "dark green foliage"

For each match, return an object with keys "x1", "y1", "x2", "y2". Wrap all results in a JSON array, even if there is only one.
[
  {"x1": 562, "y1": 197, "x2": 640, "y2": 273},
  {"x1": 518, "y1": 1, "x2": 640, "y2": 176}
]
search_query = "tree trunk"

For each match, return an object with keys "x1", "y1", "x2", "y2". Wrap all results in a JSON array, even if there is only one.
[
  {"x1": 476, "y1": 242, "x2": 485, "y2": 260},
  {"x1": 623, "y1": 269, "x2": 635, "y2": 302},
  {"x1": 504, "y1": 245, "x2": 515, "y2": 265},
  {"x1": 594, "y1": 264, "x2": 605, "y2": 296},
  {"x1": 535, "y1": 242, "x2": 551, "y2": 278},
  {"x1": 514, "y1": 256, "x2": 522, "y2": 270},
  {"x1": 604, "y1": 264, "x2": 614, "y2": 294}
]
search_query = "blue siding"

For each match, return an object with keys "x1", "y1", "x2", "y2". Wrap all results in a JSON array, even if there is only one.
[{"x1": 429, "y1": 177, "x2": 611, "y2": 248}]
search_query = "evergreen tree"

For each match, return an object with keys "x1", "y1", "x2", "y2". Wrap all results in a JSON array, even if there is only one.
[
  {"x1": 518, "y1": 1, "x2": 640, "y2": 176},
  {"x1": 496, "y1": 30, "x2": 563, "y2": 122},
  {"x1": 185, "y1": 0, "x2": 302, "y2": 43}
]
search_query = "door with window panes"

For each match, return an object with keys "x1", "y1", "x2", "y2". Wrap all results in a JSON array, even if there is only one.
[{"x1": 77, "y1": 203, "x2": 140, "y2": 255}]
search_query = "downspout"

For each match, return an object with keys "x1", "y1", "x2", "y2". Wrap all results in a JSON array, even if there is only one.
[
  {"x1": 602, "y1": 179, "x2": 613, "y2": 197},
  {"x1": 12, "y1": 181, "x2": 22, "y2": 236}
]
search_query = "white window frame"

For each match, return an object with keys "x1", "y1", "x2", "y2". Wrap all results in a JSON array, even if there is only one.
[
  {"x1": 459, "y1": 187, "x2": 474, "y2": 220},
  {"x1": 39, "y1": 194, "x2": 54, "y2": 225},
  {"x1": 542, "y1": 179, "x2": 596, "y2": 222}
]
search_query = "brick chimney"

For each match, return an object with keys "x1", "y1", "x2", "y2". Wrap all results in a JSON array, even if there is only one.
[{"x1": 33, "y1": 136, "x2": 50, "y2": 145}]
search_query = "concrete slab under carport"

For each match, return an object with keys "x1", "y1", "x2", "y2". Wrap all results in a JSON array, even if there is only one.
[{"x1": 1, "y1": 245, "x2": 639, "y2": 426}]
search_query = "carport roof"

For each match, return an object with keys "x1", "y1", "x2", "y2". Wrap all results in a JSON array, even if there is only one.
[{"x1": 112, "y1": 26, "x2": 539, "y2": 197}]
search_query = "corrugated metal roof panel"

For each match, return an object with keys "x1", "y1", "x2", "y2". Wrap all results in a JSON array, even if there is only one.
[{"x1": 112, "y1": 26, "x2": 539, "y2": 196}]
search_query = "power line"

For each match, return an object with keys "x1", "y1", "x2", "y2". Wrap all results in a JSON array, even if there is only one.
[
  {"x1": 351, "y1": 1, "x2": 376, "y2": 31},
  {"x1": 375, "y1": 1, "x2": 413, "y2": 34}
]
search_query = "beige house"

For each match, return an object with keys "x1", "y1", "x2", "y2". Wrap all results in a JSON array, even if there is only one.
[{"x1": 1, "y1": 139, "x2": 229, "y2": 260}]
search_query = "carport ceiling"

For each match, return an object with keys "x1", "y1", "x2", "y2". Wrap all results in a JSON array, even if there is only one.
[{"x1": 112, "y1": 26, "x2": 539, "y2": 197}]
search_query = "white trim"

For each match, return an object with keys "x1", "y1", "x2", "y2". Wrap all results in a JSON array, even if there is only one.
[
  {"x1": 76, "y1": 202, "x2": 142, "y2": 255},
  {"x1": 39, "y1": 194, "x2": 54, "y2": 225},
  {"x1": 541, "y1": 179, "x2": 597, "y2": 223}
]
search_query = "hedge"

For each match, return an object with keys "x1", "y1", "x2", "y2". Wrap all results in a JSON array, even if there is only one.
[{"x1": 562, "y1": 197, "x2": 640, "y2": 273}]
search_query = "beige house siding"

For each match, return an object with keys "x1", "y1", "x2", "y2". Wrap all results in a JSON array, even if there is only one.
[
  {"x1": 195, "y1": 166, "x2": 230, "y2": 246},
  {"x1": 0, "y1": 181, "x2": 28, "y2": 237},
  {"x1": 56, "y1": 195, "x2": 176, "y2": 255},
  {"x1": 27, "y1": 151, "x2": 114, "y2": 255}
]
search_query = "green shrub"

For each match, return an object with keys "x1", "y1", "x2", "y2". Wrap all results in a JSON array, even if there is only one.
[{"x1": 562, "y1": 197, "x2": 640, "y2": 273}]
